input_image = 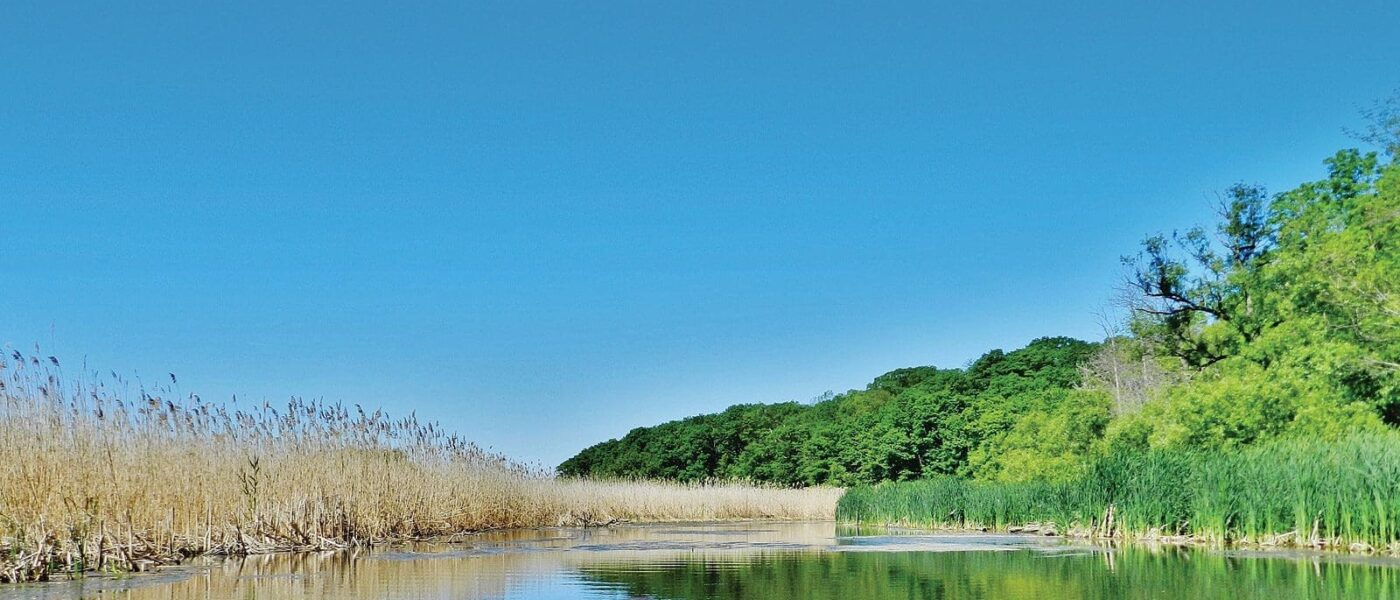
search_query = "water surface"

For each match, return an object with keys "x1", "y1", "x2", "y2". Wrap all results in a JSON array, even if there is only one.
[{"x1": 3, "y1": 522, "x2": 1395, "y2": 599}]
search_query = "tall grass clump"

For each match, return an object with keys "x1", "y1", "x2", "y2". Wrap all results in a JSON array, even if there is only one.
[
  {"x1": 837, "y1": 434, "x2": 1400, "y2": 554},
  {"x1": 0, "y1": 349, "x2": 839, "y2": 582}
]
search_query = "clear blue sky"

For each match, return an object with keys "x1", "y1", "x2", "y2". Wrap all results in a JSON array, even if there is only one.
[{"x1": 3, "y1": 1, "x2": 1397, "y2": 468}]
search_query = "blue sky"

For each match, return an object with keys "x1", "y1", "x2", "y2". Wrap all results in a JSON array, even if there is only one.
[{"x1": 3, "y1": 1, "x2": 1397, "y2": 467}]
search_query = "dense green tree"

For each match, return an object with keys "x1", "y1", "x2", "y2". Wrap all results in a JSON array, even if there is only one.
[
  {"x1": 1118, "y1": 148, "x2": 1399, "y2": 450},
  {"x1": 558, "y1": 338, "x2": 1099, "y2": 484},
  {"x1": 561, "y1": 107, "x2": 1399, "y2": 487}
]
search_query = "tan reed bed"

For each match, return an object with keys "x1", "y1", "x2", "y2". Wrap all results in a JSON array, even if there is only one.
[{"x1": 0, "y1": 349, "x2": 840, "y2": 583}]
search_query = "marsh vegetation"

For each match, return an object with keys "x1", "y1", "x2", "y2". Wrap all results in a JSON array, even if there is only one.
[
  {"x1": 0, "y1": 353, "x2": 838, "y2": 583},
  {"x1": 837, "y1": 435, "x2": 1400, "y2": 553}
]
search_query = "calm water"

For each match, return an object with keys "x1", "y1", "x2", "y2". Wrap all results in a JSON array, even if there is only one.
[{"x1": 3, "y1": 522, "x2": 1397, "y2": 599}]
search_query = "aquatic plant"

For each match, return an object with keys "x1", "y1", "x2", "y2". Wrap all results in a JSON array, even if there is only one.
[
  {"x1": 0, "y1": 348, "x2": 840, "y2": 583},
  {"x1": 837, "y1": 435, "x2": 1400, "y2": 553}
]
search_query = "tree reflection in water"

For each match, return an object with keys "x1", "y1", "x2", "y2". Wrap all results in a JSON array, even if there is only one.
[{"x1": 3, "y1": 523, "x2": 1392, "y2": 600}]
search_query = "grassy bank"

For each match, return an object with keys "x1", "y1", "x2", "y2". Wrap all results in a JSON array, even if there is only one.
[
  {"x1": 837, "y1": 434, "x2": 1400, "y2": 553},
  {"x1": 0, "y1": 351, "x2": 839, "y2": 583}
]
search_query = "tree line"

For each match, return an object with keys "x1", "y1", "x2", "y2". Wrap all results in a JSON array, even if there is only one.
[{"x1": 559, "y1": 104, "x2": 1400, "y2": 487}]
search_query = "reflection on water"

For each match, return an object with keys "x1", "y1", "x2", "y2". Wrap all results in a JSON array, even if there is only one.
[{"x1": 2, "y1": 522, "x2": 1395, "y2": 599}]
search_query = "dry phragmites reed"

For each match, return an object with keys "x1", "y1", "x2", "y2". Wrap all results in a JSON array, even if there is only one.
[{"x1": 0, "y1": 347, "x2": 839, "y2": 583}]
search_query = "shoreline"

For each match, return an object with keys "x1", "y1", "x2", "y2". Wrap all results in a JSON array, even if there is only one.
[
  {"x1": 839, "y1": 520, "x2": 1400, "y2": 558},
  {"x1": 0, "y1": 516, "x2": 838, "y2": 584},
  {"x1": 12, "y1": 516, "x2": 1400, "y2": 588}
]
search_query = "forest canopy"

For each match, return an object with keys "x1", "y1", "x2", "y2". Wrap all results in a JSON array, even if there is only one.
[
  {"x1": 560, "y1": 115, "x2": 1400, "y2": 487},
  {"x1": 559, "y1": 337, "x2": 1101, "y2": 485}
]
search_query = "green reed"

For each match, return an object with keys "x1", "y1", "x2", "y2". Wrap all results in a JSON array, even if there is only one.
[{"x1": 836, "y1": 433, "x2": 1400, "y2": 552}]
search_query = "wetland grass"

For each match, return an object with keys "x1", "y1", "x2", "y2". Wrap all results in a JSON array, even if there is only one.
[
  {"x1": 837, "y1": 435, "x2": 1400, "y2": 553},
  {"x1": 0, "y1": 350, "x2": 839, "y2": 582}
]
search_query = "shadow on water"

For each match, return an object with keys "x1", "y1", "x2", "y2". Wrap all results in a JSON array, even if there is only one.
[{"x1": 2, "y1": 522, "x2": 1395, "y2": 599}]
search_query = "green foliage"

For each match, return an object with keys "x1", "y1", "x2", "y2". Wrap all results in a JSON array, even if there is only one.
[
  {"x1": 839, "y1": 433, "x2": 1400, "y2": 549},
  {"x1": 967, "y1": 388, "x2": 1111, "y2": 482},
  {"x1": 1123, "y1": 147, "x2": 1399, "y2": 447},
  {"x1": 563, "y1": 122, "x2": 1399, "y2": 499},
  {"x1": 557, "y1": 402, "x2": 805, "y2": 481},
  {"x1": 559, "y1": 337, "x2": 1099, "y2": 485}
]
